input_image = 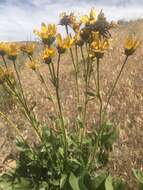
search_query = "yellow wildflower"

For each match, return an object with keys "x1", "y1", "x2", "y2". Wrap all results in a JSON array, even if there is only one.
[
  {"x1": 42, "y1": 47, "x2": 56, "y2": 64},
  {"x1": 124, "y1": 35, "x2": 140, "y2": 56},
  {"x1": 6, "y1": 43, "x2": 19, "y2": 61},
  {"x1": 0, "y1": 42, "x2": 7, "y2": 56},
  {"x1": 21, "y1": 43, "x2": 36, "y2": 56},
  {"x1": 80, "y1": 8, "x2": 97, "y2": 25},
  {"x1": 56, "y1": 34, "x2": 74, "y2": 54},
  {"x1": 34, "y1": 23, "x2": 56, "y2": 45},
  {"x1": 26, "y1": 60, "x2": 40, "y2": 71},
  {"x1": 90, "y1": 32, "x2": 110, "y2": 59}
]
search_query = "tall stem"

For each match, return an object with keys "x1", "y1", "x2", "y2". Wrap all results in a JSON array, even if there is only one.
[
  {"x1": 1, "y1": 55, "x2": 8, "y2": 70},
  {"x1": 104, "y1": 56, "x2": 129, "y2": 115},
  {"x1": 12, "y1": 60, "x2": 42, "y2": 141},
  {"x1": 13, "y1": 60, "x2": 28, "y2": 111},
  {"x1": 65, "y1": 25, "x2": 79, "y2": 104},
  {"x1": 80, "y1": 46, "x2": 86, "y2": 78},
  {"x1": 87, "y1": 58, "x2": 103, "y2": 170},
  {"x1": 56, "y1": 53, "x2": 61, "y2": 88},
  {"x1": 97, "y1": 58, "x2": 103, "y2": 128},
  {"x1": 49, "y1": 56, "x2": 67, "y2": 157}
]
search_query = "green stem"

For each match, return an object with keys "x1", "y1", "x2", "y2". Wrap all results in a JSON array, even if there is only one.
[
  {"x1": 87, "y1": 58, "x2": 102, "y2": 170},
  {"x1": 65, "y1": 25, "x2": 79, "y2": 104},
  {"x1": 36, "y1": 68, "x2": 58, "y2": 115},
  {"x1": 80, "y1": 46, "x2": 86, "y2": 78},
  {"x1": 1, "y1": 55, "x2": 8, "y2": 70},
  {"x1": 48, "y1": 58, "x2": 67, "y2": 158},
  {"x1": 12, "y1": 60, "x2": 28, "y2": 111},
  {"x1": 104, "y1": 56, "x2": 129, "y2": 115},
  {"x1": 96, "y1": 58, "x2": 103, "y2": 128},
  {"x1": 12, "y1": 60, "x2": 42, "y2": 141},
  {"x1": 56, "y1": 53, "x2": 61, "y2": 88}
]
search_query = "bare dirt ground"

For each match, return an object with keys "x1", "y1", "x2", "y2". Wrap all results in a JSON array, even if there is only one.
[{"x1": 0, "y1": 20, "x2": 143, "y2": 189}]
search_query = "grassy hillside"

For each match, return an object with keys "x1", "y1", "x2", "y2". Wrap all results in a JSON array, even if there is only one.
[{"x1": 0, "y1": 19, "x2": 143, "y2": 188}]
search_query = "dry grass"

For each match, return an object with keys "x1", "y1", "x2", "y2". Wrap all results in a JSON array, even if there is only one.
[{"x1": 0, "y1": 20, "x2": 143, "y2": 188}]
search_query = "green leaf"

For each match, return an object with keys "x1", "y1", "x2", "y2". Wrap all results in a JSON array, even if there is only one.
[
  {"x1": 92, "y1": 171, "x2": 108, "y2": 189},
  {"x1": 132, "y1": 169, "x2": 143, "y2": 184},
  {"x1": 78, "y1": 176, "x2": 88, "y2": 190},
  {"x1": 60, "y1": 174, "x2": 67, "y2": 188},
  {"x1": 101, "y1": 129, "x2": 118, "y2": 148},
  {"x1": 69, "y1": 172, "x2": 80, "y2": 190},
  {"x1": 0, "y1": 176, "x2": 30, "y2": 190},
  {"x1": 105, "y1": 175, "x2": 113, "y2": 190}
]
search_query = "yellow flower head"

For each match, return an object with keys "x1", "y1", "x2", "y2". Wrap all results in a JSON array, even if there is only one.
[
  {"x1": 6, "y1": 43, "x2": 19, "y2": 61},
  {"x1": 34, "y1": 23, "x2": 56, "y2": 45},
  {"x1": 56, "y1": 34, "x2": 74, "y2": 54},
  {"x1": 0, "y1": 42, "x2": 8, "y2": 56},
  {"x1": 90, "y1": 32, "x2": 110, "y2": 59},
  {"x1": 124, "y1": 35, "x2": 140, "y2": 56},
  {"x1": 80, "y1": 8, "x2": 97, "y2": 25},
  {"x1": 42, "y1": 47, "x2": 56, "y2": 64},
  {"x1": 26, "y1": 60, "x2": 40, "y2": 71},
  {"x1": 21, "y1": 43, "x2": 36, "y2": 56}
]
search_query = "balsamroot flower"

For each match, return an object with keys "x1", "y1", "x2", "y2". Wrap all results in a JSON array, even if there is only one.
[
  {"x1": 26, "y1": 60, "x2": 40, "y2": 71},
  {"x1": 56, "y1": 34, "x2": 74, "y2": 54},
  {"x1": 80, "y1": 8, "x2": 97, "y2": 25},
  {"x1": 60, "y1": 12, "x2": 81, "y2": 32},
  {"x1": 42, "y1": 47, "x2": 56, "y2": 64},
  {"x1": 90, "y1": 32, "x2": 110, "y2": 59},
  {"x1": 20, "y1": 43, "x2": 36, "y2": 56},
  {"x1": 124, "y1": 35, "x2": 140, "y2": 56},
  {"x1": 6, "y1": 43, "x2": 19, "y2": 61},
  {"x1": 34, "y1": 23, "x2": 56, "y2": 45},
  {"x1": 59, "y1": 12, "x2": 75, "y2": 26},
  {"x1": 0, "y1": 42, "x2": 7, "y2": 56}
]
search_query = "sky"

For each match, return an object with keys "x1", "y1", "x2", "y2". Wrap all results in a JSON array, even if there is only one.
[{"x1": 0, "y1": 0, "x2": 143, "y2": 41}]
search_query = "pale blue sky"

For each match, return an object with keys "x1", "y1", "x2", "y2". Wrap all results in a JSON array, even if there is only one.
[{"x1": 0, "y1": 0, "x2": 143, "y2": 41}]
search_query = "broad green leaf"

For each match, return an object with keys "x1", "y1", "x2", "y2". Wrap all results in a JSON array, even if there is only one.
[
  {"x1": 79, "y1": 176, "x2": 88, "y2": 190},
  {"x1": 105, "y1": 175, "x2": 113, "y2": 190},
  {"x1": 60, "y1": 174, "x2": 67, "y2": 188},
  {"x1": 69, "y1": 172, "x2": 80, "y2": 190}
]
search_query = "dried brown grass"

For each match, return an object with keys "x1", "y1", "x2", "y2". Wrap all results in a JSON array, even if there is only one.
[{"x1": 0, "y1": 20, "x2": 143, "y2": 188}]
